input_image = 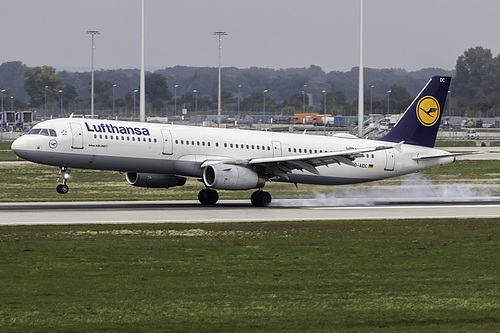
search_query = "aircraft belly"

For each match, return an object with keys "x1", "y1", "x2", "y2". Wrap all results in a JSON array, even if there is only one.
[{"x1": 280, "y1": 173, "x2": 375, "y2": 185}]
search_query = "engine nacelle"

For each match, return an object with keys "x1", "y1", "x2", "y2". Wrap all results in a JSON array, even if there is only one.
[
  {"x1": 126, "y1": 172, "x2": 186, "y2": 188},
  {"x1": 203, "y1": 164, "x2": 265, "y2": 190}
]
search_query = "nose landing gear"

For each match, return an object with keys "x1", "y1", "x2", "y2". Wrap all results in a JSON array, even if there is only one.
[{"x1": 56, "y1": 167, "x2": 71, "y2": 194}]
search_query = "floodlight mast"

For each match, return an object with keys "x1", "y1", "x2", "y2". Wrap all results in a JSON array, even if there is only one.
[
  {"x1": 358, "y1": 0, "x2": 364, "y2": 138},
  {"x1": 86, "y1": 30, "x2": 100, "y2": 117},
  {"x1": 214, "y1": 30, "x2": 227, "y2": 127},
  {"x1": 140, "y1": 0, "x2": 146, "y2": 122}
]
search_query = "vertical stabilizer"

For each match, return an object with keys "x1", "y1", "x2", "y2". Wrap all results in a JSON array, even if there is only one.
[{"x1": 379, "y1": 76, "x2": 451, "y2": 147}]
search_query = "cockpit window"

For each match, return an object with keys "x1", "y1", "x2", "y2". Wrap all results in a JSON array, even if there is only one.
[
  {"x1": 28, "y1": 128, "x2": 41, "y2": 135},
  {"x1": 27, "y1": 128, "x2": 57, "y2": 137}
]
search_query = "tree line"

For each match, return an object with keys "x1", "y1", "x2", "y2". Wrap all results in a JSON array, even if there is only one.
[{"x1": 1, "y1": 46, "x2": 499, "y2": 118}]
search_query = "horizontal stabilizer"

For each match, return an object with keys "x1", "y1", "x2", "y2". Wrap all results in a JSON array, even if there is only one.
[{"x1": 412, "y1": 152, "x2": 483, "y2": 160}]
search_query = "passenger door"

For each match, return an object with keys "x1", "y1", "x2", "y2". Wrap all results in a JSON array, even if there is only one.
[
  {"x1": 70, "y1": 123, "x2": 84, "y2": 149},
  {"x1": 161, "y1": 129, "x2": 173, "y2": 155}
]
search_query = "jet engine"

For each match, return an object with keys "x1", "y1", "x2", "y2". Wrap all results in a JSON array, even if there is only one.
[
  {"x1": 125, "y1": 172, "x2": 186, "y2": 188},
  {"x1": 203, "y1": 164, "x2": 265, "y2": 190}
]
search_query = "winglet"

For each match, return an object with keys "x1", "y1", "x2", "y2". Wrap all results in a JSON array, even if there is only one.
[{"x1": 379, "y1": 76, "x2": 451, "y2": 148}]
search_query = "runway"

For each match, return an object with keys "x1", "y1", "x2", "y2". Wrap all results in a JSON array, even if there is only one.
[{"x1": 1, "y1": 198, "x2": 500, "y2": 225}]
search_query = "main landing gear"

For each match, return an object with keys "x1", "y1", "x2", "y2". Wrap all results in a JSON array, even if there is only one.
[
  {"x1": 250, "y1": 190, "x2": 272, "y2": 207},
  {"x1": 197, "y1": 188, "x2": 272, "y2": 207},
  {"x1": 56, "y1": 167, "x2": 71, "y2": 194},
  {"x1": 198, "y1": 188, "x2": 219, "y2": 205}
]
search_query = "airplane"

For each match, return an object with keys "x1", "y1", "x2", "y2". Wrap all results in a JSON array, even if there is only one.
[{"x1": 12, "y1": 75, "x2": 464, "y2": 206}]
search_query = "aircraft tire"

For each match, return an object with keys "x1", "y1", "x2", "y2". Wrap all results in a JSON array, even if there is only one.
[
  {"x1": 251, "y1": 191, "x2": 272, "y2": 207},
  {"x1": 198, "y1": 188, "x2": 218, "y2": 205},
  {"x1": 56, "y1": 184, "x2": 69, "y2": 194}
]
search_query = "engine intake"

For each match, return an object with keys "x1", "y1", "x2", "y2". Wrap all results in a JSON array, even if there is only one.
[
  {"x1": 203, "y1": 164, "x2": 265, "y2": 190},
  {"x1": 126, "y1": 172, "x2": 186, "y2": 188}
]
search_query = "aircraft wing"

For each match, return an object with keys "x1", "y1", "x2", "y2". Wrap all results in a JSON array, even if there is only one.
[{"x1": 201, "y1": 145, "x2": 393, "y2": 180}]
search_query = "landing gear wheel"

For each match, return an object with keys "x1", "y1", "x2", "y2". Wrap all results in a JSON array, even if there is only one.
[
  {"x1": 56, "y1": 166, "x2": 71, "y2": 194},
  {"x1": 251, "y1": 190, "x2": 272, "y2": 207},
  {"x1": 198, "y1": 188, "x2": 219, "y2": 205},
  {"x1": 56, "y1": 184, "x2": 69, "y2": 194}
]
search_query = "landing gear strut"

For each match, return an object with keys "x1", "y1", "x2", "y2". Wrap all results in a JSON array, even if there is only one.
[
  {"x1": 198, "y1": 188, "x2": 219, "y2": 205},
  {"x1": 56, "y1": 167, "x2": 71, "y2": 194},
  {"x1": 251, "y1": 190, "x2": 272, "y2": 207}
]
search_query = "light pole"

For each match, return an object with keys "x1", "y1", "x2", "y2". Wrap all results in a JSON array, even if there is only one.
[
  {"x1": 174, "y1": 84, "x2": 178, "y2": 116},
  {"x1": 86, "y1": 30, "x2": 100, "y2": 117},
  {"x1": 112, "y1": 84, "x2": 117, "y2": 116},
  {"x1": 193, "y1": 89, "x2": 197, "y2": 115},
  {"x1": 10, "y1": 96, "x2": 14, "y2": 110},
  {"x1": 387, "y1": 90, "x2": 391, "y2": 114},
  {"x1": 59, "y1": 90, "x2": 63, "y2": 117},
  {"x1": 302, "y1": 85, "x2": 307, "y2": 113},
  {"x1": 370, "y1": 85, "x2": 374, "y2": 114},
  {"x1": 322, "y1": 90, "x2": 327, "y2": 135},
  {"x1": 237, "y1": 84, "x2": 241, "y2": 116},
  {"x1": 133, "y1": 89, "x2": 138, "y2": 119},
  {"x1": 448, "y1": 90, "x2": 452, "y2": 137},
  {"x1": 1, "y1": 90, "x2": 5, "y2": 113},
  {"x1": 44, "y1": 86, "x2": 48, "y2": 117},
  {"x1": 263, "y1": 90, "x2": 268, "y2": 130},
  {"x1": 214, "y1": 30, "x2": 227, "y2": 127}
]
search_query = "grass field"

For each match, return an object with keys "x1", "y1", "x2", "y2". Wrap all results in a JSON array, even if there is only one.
[{"x1": 1, "y1": 220, "x2": 499, "y2": 332}]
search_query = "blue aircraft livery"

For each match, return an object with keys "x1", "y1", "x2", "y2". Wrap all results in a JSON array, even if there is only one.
[{"x1": 84, "y1": 122, "x2": 150, "y2": 136}]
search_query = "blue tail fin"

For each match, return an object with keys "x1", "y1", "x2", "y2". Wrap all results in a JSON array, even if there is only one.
[{"x1": 379, "y1": 76, "x2": 451, "y2": 148}]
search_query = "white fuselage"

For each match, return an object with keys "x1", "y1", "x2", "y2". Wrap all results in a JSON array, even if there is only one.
[{"x1": 12, "y1": 118, "x2": 454, "y2": 186}]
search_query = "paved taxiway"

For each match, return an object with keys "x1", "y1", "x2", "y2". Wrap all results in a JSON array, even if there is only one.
[{"x1": 1, "y1": 199, "x2": 500, "y2": 225}]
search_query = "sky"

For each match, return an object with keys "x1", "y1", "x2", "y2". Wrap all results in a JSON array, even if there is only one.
[{"x1": 1, "y1": 0, "x2": 500, "y2": 73}]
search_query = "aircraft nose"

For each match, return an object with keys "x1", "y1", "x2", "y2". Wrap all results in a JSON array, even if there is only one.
[{"x1": 11, "y1": 135, "x2": 32, "y2": 159}]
